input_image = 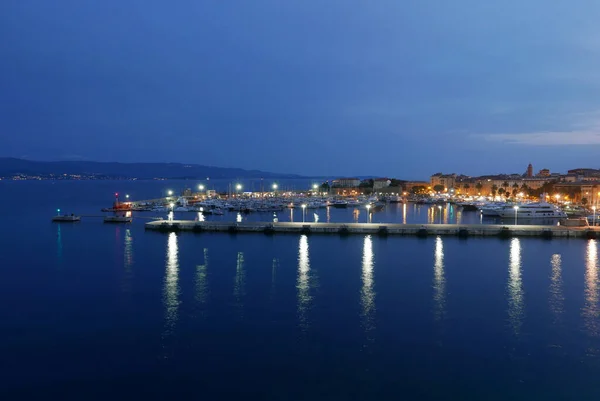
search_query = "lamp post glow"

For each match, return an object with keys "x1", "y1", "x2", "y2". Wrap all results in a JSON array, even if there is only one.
[
  {"x1": 514, "y1": 206, "x2": 519, "y2": 226},
  {"x1": 57, "y1": 208, "x2": 61, "y2": 216},
  {"x1": 125, "y1": 194, "x2": 129, "y2": 199},
  {"x1": 167, "y1": 190, "x2": 173, "y2": 197},
  {"x1": 272, "y1": 183, "x2": 278, "y2": 192},
  {"x1": 312, "y1": 184, "x2": 318, "y2": 192},
  {"x1": 366, "y1": 204, "x2": 371, "y2": 223},
  {"x1": 438, "y1": 205, "x2": 442, "y2": 224},
  {"x1": 236, "y1": 184, "x2": 242, "y2": 197},
  {"x1": 198, "y1": 184, "x2": 204, "y2": 191},
  {"x1": 301, "y1": 204, "x2": 307, "y2": 222}
]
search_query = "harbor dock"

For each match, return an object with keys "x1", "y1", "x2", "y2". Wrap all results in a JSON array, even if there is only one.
[{"x1": 145, "y1": 220, "x2": 600, "y2": 239}]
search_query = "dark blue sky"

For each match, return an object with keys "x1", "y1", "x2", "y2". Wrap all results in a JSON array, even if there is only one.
[{"x1": 1, "y1": 0, "x2": 599, "y2": 178}]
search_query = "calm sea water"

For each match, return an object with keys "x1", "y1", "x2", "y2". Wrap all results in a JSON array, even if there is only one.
[{"x1": 1, "y1": 181, "x2": 599, "y2": 400}]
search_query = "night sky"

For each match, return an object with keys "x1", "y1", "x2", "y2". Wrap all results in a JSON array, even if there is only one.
[{"x1": 1, "y1": 0, "x2": 599, "y2": 178}]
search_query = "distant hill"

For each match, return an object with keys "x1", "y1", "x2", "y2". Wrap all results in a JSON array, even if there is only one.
[{"x1": 0, "y1": 158, "x2": 304, "y2": 179}]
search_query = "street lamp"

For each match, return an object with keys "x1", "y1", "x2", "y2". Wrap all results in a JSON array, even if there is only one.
[
  {"x1": 167, "y1": 190, "x2": 173, "y2": 197},
  {"x1": 554, "y1": 194, "x2": 560, "y2": 202},
  {"x1": 198, "y1": 184, "x2": 204, "y2": 191},
  {"x1": 57, "y1": 208, "x2": 61, "y2": 216},
  {"x1": 366, "y1": 204, "x2": 371, "y2": 223},
  {"x1": 514, "y1": 205, "x2": 519, "y2": 226},
  {"x1": 312, "y1": 184, "x2": 318, "y2": 192},
  {"x1": 272, "y1": 183, "x2": 278, "y2": 191},
  {"x1": 125, "y1": 194, "x2": 129, "y2": 199},
  {"x1": 301, "y1": 204, "x2": 307, "y2": 222},
  {"x1": 236, "y1": 184, "x2": 242, "y2": 197}
]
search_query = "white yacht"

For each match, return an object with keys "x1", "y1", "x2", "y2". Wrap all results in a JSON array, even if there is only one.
[{"x1": 497, "y1": 202, "x2": 567, "y2": 219}]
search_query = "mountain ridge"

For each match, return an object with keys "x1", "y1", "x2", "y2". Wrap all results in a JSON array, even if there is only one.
[{"x1": 0, "y1": 158, "x2": 305, "y2": 179}]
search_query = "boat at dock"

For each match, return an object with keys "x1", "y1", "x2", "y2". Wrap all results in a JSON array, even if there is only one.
[{"x1": 496, "y1": 202, "x2": 567, "y2": 219}]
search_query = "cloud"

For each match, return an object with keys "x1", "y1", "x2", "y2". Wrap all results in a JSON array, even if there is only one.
[{"x1": 473, "y1": 131, "x2": 600, "y2": 145}]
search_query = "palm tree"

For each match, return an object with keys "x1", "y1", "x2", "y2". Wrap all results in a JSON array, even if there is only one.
[
  {"x1": 475, "y1": 182, "x2": 483, "y2": 194},
  {"x1": 502, "y1": 181, "x2": 510, "y2": 191},
  {"x1": 463, "y1": 183, "x2": 470, "y2": 195},
  {"x1": 491, "y1": 184, "x2": 498, "y2": 197}
]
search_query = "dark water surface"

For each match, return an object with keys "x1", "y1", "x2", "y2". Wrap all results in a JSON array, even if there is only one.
[{"x1": 1, "y1": 181, "x2": 599, "y2": 400}]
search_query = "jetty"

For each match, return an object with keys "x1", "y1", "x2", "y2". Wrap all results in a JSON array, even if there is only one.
[{"x1": 145, "y1": 220, "x2": 600, "y2": 239}]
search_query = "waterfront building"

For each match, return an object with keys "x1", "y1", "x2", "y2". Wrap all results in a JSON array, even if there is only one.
[
  {"x1": 537, "y1": 168, "x2": 550, "y2": 177},
  {"x1": 430, "y1": 173, "x2": 457, "y2": 190},
  {"x1": 332, "y1": 178, "x2": 361, "y2": 188},
  {"x1": 373, "y1": 178, "x2": 391, "y2": 190},
  {"x1": 554, "y1": 181, "x2": 600, "y2": 204}
]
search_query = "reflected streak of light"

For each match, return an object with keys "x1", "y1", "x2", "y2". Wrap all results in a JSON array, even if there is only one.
[
  {"x1": 236, "y1": 213, "x2": 242, "y2": 223},
  {"x1": 314, "y1": 213, "x2": 319, "y2": 223},
  {"x1": 402, "y1": 203, "x2": 407, "y2": 224},
  {"x1": 163, "y1": 232, "x2": 180, "y2": 337},
  {"x1": 297, "y1": 235, "x2": 311, "y2": 329},
  {"x1": 456, "y1": 210, "x2": 463, "y2": 225},
  {"x1": 583, "y1": 240, "x2": 599, "y2": 337},
  {"x1": 271, "y1": 258, "x2": 278, "y2": 299},
  {"x1": 122, "y1": 229, "x2": 133, "y2": 293},
  {"x1": 443, "y1": 206, "x2": 449, "y2": 225},
  {"x1": 427, "y1": 207, "x2": 434, "y2": 224},
  {"x1": 290, "y1": 208, "x2": 294, "y2": 222},
  {"x1": 326, "y1": 206, "x2": 331, "y2": 223},
  {"x1": 124, "y1": 229, "x2": 133, "y2": 269},
  {"x1": 233, "y1": 252, "x2": 245, "y2": 317},
  {"x1": 56, "y1": 224, "x2": 62, "y2": 261},
  {"x1": 508, "y1": 238, "x2": 524, "y2": 336},
  {"x1": 195, "y1": 248, "x2": 209, "y2": 306},
  {"x1": 549, "y1": 254, "x2": 564, "y2": 322},
  {"x1": 433, "y1": 236, "x2": 446, "y2": 321},
  {"x1": 361, "y1": 235, "x2": 375, "y2": 334},
  {"x1": 197, "y1": 212, "x2": 205, "y2": 222}
]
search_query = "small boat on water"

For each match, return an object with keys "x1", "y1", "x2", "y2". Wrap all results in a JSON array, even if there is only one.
[
  {"x1": 52, "y1": 214, "x2": 81, "y2": 222},
  {"x1": 104, "y1": 215, "x2": 133, "y2": 223}
]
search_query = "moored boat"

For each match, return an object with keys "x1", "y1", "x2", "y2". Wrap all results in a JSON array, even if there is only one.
[{"x1": 52, "y1": 214, "x2": 81, "y2": 222}]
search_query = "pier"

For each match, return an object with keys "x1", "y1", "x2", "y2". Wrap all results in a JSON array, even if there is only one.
[{"x1": 145, "y1": 220, "x2": 600, "y2": 239}]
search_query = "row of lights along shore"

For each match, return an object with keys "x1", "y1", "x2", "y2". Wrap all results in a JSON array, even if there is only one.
[{"x1": 160, "y1": 184, "x2": 376, "y2": 223}]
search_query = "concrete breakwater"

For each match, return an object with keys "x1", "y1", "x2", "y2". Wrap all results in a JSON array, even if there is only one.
[{"x1": 145, "y1": 220, "x2": 600, "y2": 239}]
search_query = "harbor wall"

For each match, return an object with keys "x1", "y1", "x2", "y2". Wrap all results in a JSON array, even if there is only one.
[{"x1": 145, "y1": 220, "x2": 599, "y2": 239}]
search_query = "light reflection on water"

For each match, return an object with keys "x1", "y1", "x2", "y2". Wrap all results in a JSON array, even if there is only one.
[
  {"x1": 361, "y1": 235, "x2": 375, "y2": 336},
  {"x1": 508, "y1": 238, "x2": 524, "y2": 336},
  {"x1": 402, "y1": 203, "x2": 407, "y2": 224},
  {"x1": 56, "y1": 224, "x2": 62, "y2": 262},
  {"x1": 195, "y1": 248, "x2": 209, "y2": 308},
  {"x1": 549, "y1": 254, "x2": 564, "y2": 323},
  {"x1": 233, "y1": 252, "x2": 245, "y2": 318},
  {"x1": 122, "y1": 228, "x2": 133, "y2": 294},
  {"x1": 271, "y1": 258, "x2": 278, "y2": 300},
  {"x1": 163, "y1": 232, "x2": 180, "y2": 342},
  {"x1": 583, "y1": 240, "x2": 599, "y2": 339},
  {"x1": 297, "y1": 234, "x2": 311, "y2": 330},
  {"x1": 433, "y1": 236, "x2": 446, "y2": 321}
]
